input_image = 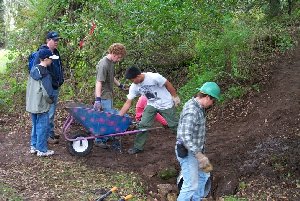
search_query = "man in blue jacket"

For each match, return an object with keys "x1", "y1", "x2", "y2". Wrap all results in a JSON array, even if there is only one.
[{"x1": 33, "y1": 31, "x2": 64, "y2": 144}]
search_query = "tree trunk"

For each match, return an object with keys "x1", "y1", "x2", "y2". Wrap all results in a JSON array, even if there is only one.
[
  {"x1": 288, "y1": 0, "x2": 292, "y2": 15},
  {"x1": 269, "y1": 0, "x2": 281, "y2": 17}
]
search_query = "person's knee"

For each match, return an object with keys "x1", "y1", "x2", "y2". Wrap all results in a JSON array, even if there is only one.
[{"x1": 138, "y1": 121, "x2": 152, "y2": 128}]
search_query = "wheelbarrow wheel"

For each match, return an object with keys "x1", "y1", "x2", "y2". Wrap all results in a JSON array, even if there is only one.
[{"x1": 67, "y1": 133, "x2": 93, "y2": 156}]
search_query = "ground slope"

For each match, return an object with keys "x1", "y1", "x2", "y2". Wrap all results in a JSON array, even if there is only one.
[{"x1": 0, "y1": 42, "x2": 299, "y2": 200}]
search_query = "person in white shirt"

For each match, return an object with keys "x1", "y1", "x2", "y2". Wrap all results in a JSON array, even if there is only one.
[{"x1": 119, "y1": 66, "x2": 181, "y2": 154}]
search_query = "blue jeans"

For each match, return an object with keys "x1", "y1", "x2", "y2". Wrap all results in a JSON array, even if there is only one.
[
  {"x1": 176, "y1": 148, "x2": 210, "y2": 201},
  {"x1": 30, "y1": 112, "x2": 49, "y2": 152},
  {"x1": 95, "y1": 99, "x2": 113, "y2": 143},
  {"x1": 48, "y1": 89, "x2": 59, "y2": 138}
]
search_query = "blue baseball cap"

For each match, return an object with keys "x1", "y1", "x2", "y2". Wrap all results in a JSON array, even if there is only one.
[
  {"x1": 46, "y1": 31, "x2": 60, "y2": 40},
  {"x1": 39, "y1": 49, "x2": 59, "y2": 60}
]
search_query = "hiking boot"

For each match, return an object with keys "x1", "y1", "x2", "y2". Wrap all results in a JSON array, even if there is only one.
[
  {"x1": 37, "y1": 150, "x2": 54, "y2": 157},
  {"x1": 128, "y1": 147, "x2": 142, "y2": 154},
  {"x1": 30, "y1": 146, "x2": 37, "y2": 154},
  {"x1": 94, "y1": 141, "x2": 109, "y2": 149},
  {"x1": 48, "y1": 137, "x2": 59, "y2": 144}
]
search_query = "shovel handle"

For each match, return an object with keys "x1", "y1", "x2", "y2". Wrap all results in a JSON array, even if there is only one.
[
  {"x1": 118, "y1": 194, "x2": 133, "y2": 201},
  {"x1": 96, "y1": 186, "x2": 118, "y2": 201}
]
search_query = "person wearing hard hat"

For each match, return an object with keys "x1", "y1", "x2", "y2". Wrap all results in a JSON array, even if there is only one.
[{"x1": 175, "y1": 82, "x2": 221, "y2": 201}]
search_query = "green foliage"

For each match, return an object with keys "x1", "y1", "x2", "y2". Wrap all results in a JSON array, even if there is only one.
[
  {"x1": 0, "y1": 0, "x2": 4, "y2": 47},
  {"x1": 222, "y1": 85, "x2": 248, "y2": 100},
  {"x1": 2, "y1": 0, "x2": 299, "y2": 110},
  {"x1": 0, "y1": 50, "x2": 22, "y2": 113},
  {"x1": 0, "y1": 49, "x2": 9, "y2": 73},
  {"x1": 178, "y1": 70, "x2": 217, "y2": 104},
  {"x1": 157, "y1": 167, "x2": 177, "y2": 180},
  {"x1": 238, "y1": 181, "x2": 247, "y2": 190}
]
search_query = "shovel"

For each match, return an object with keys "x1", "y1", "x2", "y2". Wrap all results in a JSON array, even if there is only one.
[{"x1": 95, "y1": 186, "x2": 117, "y2": 201}]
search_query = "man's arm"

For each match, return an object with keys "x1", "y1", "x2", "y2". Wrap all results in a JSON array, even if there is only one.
[
  {"x1": 114, "y1": 77, "x2": 127, "y2": 90},
  {"x1": 113, "y1": 77, "x2": 121, "y2": 87},
  {"x1": 119, "y1": 99, "x2": 132, "y2": 116},
  {"x1": 165, "y1": 80, "x2": 180, "y2": 106},
  {"x1": 164, "y1": 80, "x2": 177, "y2": 96},
  {"x1": 95, "y1": 80, "x2": 102, "y2": 98}
]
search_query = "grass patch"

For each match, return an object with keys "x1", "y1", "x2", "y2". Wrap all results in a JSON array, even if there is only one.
[
  {"x1": 37, "y1": 158, "x2": 147, "y2": 200},
  {"x1": 2, "y1": 158, "x2": 147, "y2": 201},
  {"x1": 0, "y1": 183, "x2": 23, "y2": 201},
  {"x1": 224, "y1": 195, "x2": 248, "y2": 201}
]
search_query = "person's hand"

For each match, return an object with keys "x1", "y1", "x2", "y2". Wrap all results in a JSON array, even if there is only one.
[
  {"x1": 93, "y1": 100, "x2": 103, "y2": 111},
  {"x1": 195, "y1": 152, "x2": 210, "y2": 169},
  {"x1": 202, "y1": 163, "x2": 213, "y2": 173},
  {"x1": 172, "y1": 96, "x2": 181, "y2": 107}
]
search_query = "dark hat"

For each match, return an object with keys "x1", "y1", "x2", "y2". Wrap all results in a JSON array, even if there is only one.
[
  {"x1": 39, "y1": 49, "x2": 59, "y2": 60},
  {"x1": 46, "y1": 31, "x2": 60, "y2": 40},
  {"x1": 125, "y1": 66, "x2": 141, "y2": 79}
]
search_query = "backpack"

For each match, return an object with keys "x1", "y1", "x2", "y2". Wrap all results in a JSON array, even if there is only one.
[{"x1": 28, "y1": 51, "x2": 38, "y2": 72}]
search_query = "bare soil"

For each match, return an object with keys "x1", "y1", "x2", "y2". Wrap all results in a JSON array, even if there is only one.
[{"x1": 1, "y1": 43, "x2": 299, "y2": 200}]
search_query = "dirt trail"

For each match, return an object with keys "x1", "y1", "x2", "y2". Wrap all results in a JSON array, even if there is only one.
[
  {"x1": 207, "y1": 45, "x2": 300, "y2": 198},
  {"x1": 0, "y1": 43, "x2": 299, "y2": 200}
]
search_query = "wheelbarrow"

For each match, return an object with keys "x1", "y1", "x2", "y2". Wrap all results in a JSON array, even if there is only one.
[{"x1": 62, "y1": 102, "x2": 161, "y2": 156}]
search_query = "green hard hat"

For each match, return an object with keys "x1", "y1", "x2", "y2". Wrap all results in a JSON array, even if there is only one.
[{"x1": 197, "y1": 82, "x2": 221, "y2": 100}]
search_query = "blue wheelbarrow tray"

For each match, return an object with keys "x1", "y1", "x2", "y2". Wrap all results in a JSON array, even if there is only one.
[{"x1": 65, "y1": 103, "x2": 132, "y2": 136}]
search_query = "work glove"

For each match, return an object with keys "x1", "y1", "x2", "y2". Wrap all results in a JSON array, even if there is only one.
[
  {"x1": 202, "y1": 163, "x2": 213, "y2": 173},
  {"x1": 93, "y1": 100, "x2": 103, "y2": 111},
  {"x1": 195, "y1": 152, "x2": 213, "y2": 172},
  {"x1": 172, "y1": 96, "x2": 181, "y2": 107},
  {"x1": 45, "y1": 96, "x2": 54, "y2": 104},
  {"x1": 118, "y1": 83, "x2": 128, "y2": 91}
]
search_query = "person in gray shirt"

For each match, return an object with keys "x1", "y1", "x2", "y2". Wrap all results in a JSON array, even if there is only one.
[{"x1": 94, "y1": 43, "x2": 127, "y2": 148}]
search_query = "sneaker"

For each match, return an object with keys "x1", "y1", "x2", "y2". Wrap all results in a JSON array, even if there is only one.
[
  {"x1": 30, "y1": 146, "x2": 37, "y2": 154},
  {"x1": 128, "y1": 147, "x2": 142, "y2": 154},
  {"x1": 94, "y1": 141, "x2": 109, "y2": 149},
  {"x1": 53, "y1": 134, "x2": 60, "y2": 139},
  {"x1": 48, "y1": 137, "x2": 59, "y2": 144},
  {"x1": 37, "y1": 150, "x2": 54, "y2": 157}
]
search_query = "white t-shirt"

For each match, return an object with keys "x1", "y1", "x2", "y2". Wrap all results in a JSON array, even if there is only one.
[{"x1": 127, "y1": 72, "x2": 174, "y2": 110}]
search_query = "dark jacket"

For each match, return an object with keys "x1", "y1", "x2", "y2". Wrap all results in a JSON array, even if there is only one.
[{"x1": 34, "y1": 45, "x2": 64, "y2": 90}]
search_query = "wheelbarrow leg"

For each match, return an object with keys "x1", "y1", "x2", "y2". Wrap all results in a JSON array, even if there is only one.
[{"x1": 112, "y1": 136, "x2": 122, "y2": 153}]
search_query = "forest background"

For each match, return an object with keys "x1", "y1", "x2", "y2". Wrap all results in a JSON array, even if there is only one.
[{"x1": 0, "y1": 0, "x2": 299, "y2": 112}]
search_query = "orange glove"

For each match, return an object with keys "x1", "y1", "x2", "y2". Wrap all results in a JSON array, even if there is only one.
[{"x1": 195, "y1": 152, "x2": 213, "y2": 172}]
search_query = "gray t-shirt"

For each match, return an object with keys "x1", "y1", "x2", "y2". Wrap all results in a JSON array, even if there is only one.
[{"x1": 96, "y1": 56, "x2": 114, "y2": 99}]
